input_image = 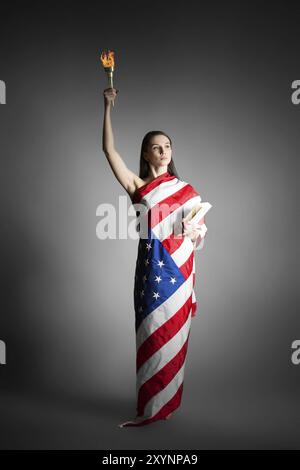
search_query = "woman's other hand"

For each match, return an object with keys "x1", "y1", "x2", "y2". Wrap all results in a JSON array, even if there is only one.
[{"x1": 183, "y1": 219, "x2": 207, "y2": 243}]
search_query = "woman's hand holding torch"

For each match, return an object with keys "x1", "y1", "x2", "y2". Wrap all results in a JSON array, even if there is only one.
[{"x1": 103, "y1": 87, "x2": 119, "y2": 108}]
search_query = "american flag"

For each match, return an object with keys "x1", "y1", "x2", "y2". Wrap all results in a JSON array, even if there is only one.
[{"x1": 119, "y1": 171, "x2": 208, "y2": 427}]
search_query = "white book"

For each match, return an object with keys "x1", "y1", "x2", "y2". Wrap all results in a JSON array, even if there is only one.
[{"x1": 183, "y1": 202, "x2": 212, "y2": 225}]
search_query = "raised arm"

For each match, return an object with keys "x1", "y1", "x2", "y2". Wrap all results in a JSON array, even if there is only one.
[{"x1": 102, "y1": 88, "x2": 141, "y2": 198}]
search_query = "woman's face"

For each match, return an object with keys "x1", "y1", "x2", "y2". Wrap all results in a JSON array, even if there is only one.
[{"x1": 143, "y1": 135, "x2": 172, "y2": 169}]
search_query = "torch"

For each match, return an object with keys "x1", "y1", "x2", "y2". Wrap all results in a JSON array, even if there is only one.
[{"x1": 100, "y1": 49, "x2": 115, "y2": 107}]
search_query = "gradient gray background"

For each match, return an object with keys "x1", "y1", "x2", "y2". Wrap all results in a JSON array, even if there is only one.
[{"x1": 0, "y1": 1, "x2": 299, "y2": 449}]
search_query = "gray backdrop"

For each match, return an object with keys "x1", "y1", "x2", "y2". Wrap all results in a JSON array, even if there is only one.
[{"x1": 0, "y1": 0, "x2": 299, "y2": 449}]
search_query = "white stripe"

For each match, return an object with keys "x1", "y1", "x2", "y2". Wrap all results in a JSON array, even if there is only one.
[
  {"x1": 136, "y1": 272, "x2": 193, "y2": 351},
  {"x1": 136, "y1": 309, "x2": 191, "y2": 391},
  {"x1": 171, "y1": 236, "x2": 194, "y2": 267}
]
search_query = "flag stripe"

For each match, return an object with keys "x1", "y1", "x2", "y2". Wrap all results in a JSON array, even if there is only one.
[
  {"x1": 136, "y1": 294, "x2": 192, "y2": 371},
  {"x1": 136, "y1": 299, "x2": 192, "y2": 390},
  {"x1": 137, "y1": 327, "x2": 191, "y2": 416}
]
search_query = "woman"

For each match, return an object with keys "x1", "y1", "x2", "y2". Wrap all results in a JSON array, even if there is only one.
[{"x1": 102, "y1": 87, "x2": 208, "y2": 427}]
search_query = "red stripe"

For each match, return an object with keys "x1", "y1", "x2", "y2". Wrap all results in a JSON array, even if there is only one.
[
  {"x1": 136, "y1": 295, "x2": 192, "y2": 371},
  {"x1": 179, "y1": 250, "x2": 194, "y2": 279},
  {"x1": 137, "y1": 330, "x2": 190, "y2": 415},
  {"x1": 161, "y1": 232, "x2": 185, "y2": 255},
  {"x1": 149, "y1": 184, "x2": 199, "y2": 228}
]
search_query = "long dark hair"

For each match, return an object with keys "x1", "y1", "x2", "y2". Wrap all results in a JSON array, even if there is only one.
[{"x1": 138, "y1": 131, "x2": 181, "y2": 180}]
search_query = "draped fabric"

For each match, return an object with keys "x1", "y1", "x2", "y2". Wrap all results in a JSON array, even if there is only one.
[{"x1": 118, "y1": 171, "x2": 207, "y2": 427}]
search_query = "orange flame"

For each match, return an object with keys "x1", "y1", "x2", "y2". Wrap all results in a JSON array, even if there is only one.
[{"x1": 100, "y1": 50, "x2": 115, "y2": 68}]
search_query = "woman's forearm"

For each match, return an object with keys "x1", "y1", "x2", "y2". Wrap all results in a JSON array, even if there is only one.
[{"x1": 102, "y1": 103, "x2": 115, "y2": 152}]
